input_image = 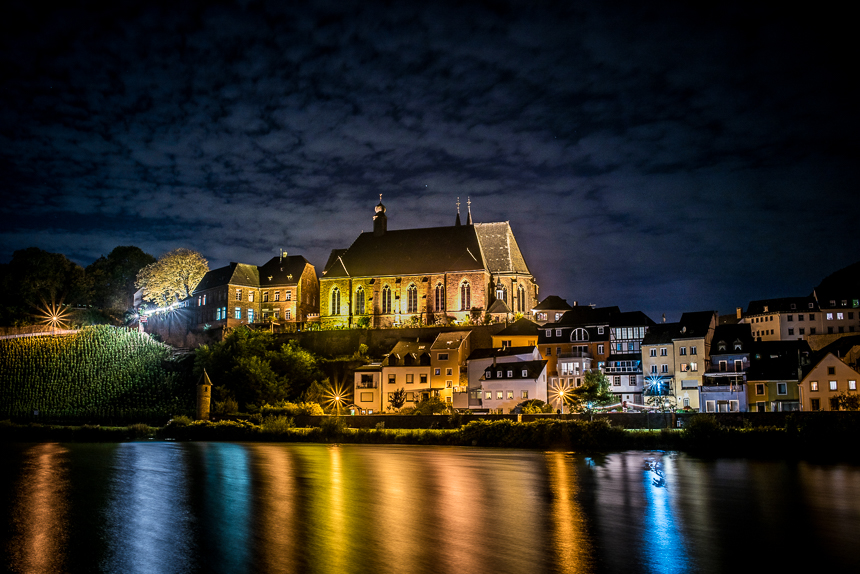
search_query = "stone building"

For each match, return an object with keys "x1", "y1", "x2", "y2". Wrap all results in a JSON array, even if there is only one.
[
  {"x1": 320, "y1": 198, "x2": 539, "y2": 329},
  {"x1": 189, "y1": 254, "x2": 318, "y2": 330}
]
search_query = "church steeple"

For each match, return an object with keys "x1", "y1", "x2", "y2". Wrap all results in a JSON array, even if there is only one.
[
  {"x1": 466, "y1": 196, "x2": 473, "y2": 225},
  {"x1": 455, "y1": 197, "x2": 462, "y2": 226},
  {"x1": 373, "y1": 194, "x2": 387, "y2": 236}
]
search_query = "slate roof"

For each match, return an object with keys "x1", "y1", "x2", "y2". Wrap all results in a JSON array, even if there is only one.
[
  {"x1": 258, "y1": 255, "x2": 312, "y2": 287},
  {"x1": 384, "y1": 339, "x2": 434, "y2": 366},
  {"x1": 474, "y1": 222, "x2": 531, "y2": 274},
  {"x1": 431, "y1": 331, "x2": 470, "y2": 350},
  {"x1": 553, "y1": 306, "x2": 620, "y2": 326},
  {"x1": 532, "y1": 295, "x2": 572, "y2": 311},
  {"x1": 711, "y1": 324, "x2": 754, "y2": 354},
  {"x1": 642, "y1": 323, "x2": 680, "y2": 345},
  {"x1": 481, "y1": 359, "x2": 547, "y2": 380},
  {"x1": 193, "y1": 263, "x2": 260, "y2": 293},
  {"x1": 467, "y1": 346, "x2": 539, "y2": 361},
  {"x1": 322, "y1": 221, "x2": 531, "y2": 278},
  {"x1": 746, "y1": 340, "x2": 810, "y2": 381},
  {"x1": 487, "y1": 299, "x2": 511, "y2": 314},
  {"x1": 677, "y1": 311, "x2": 717, "y2": 338},
  {"x1": 812, "y1": 335, "x2": 860, "y2": 366},
  {"x1": 495, "y1": 318, "x2": 539, "y2": 337},
  {"x1": 608, "y1": 311, "x2": 655, "y2": 328},
  {"x1": 745, "y1": 297, "x2": 818, "y2": 315}
]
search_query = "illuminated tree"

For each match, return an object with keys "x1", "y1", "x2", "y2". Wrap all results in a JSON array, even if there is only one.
[
  {"x1": 136, "y1": 248, "x2": 208, "y2": 307},
  {"x1": 389, "y1": 387, "x2": 407, "y2": 410},
  {"x1": 568, "y1": 370, "x2": 614, "y2": 420},
  {"x1": 86, "y1": 246, "x2": 155, "y2": 311}
]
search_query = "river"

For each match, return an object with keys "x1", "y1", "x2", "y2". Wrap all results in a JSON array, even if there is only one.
[{"x1": 1, "y1": 442, "x2": 858, "y2": 573}]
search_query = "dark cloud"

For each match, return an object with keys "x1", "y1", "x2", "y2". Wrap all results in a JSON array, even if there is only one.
[{"x1": 1, "y1": 0, "x2": 857, "y2": 320}]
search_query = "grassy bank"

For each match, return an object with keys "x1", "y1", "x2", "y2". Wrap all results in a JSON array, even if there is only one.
[{"x1": 3, "y1": 415, "x2": 859, "y2": 461}]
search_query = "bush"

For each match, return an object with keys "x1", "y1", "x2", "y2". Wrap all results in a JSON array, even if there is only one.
[
  {"x1": 681, "y1": 414, "x2": 725, "y2": 451},
  {"x1": 170, "y1": 415, "x2": 194, "y2": 427},
  {"x1": 319, "y1": 416, "x2": 347, "y2": 439},
  {"x1": 212, "y1": 398, "x2": 239, "y2": 415},
  {"x1": 261, "y1": 415, "x2": 295, "y2": 434},
  {"x1": 127, "y1": 423, "x2": 152, "y2": 439}
]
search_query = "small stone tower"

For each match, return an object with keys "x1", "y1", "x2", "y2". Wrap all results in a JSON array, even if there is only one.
[
  {"x1": 197, "y1": 370, "x2": 212, "y2": 420},
  {"x1": 373, "y1": 194, "x2": 387, "y2": 236}
]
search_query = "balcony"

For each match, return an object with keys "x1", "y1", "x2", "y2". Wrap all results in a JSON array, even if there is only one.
[
  {"x1": 356, "y1": 381, "x2": 378, "y2": 389},
  {"x1": 558, "y1": 350, "x2": 593, "y2": 359}
]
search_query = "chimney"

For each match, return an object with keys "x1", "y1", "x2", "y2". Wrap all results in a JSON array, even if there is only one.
[
  {"x1": 573, "y1": 300, "x2": 578, "y2": 306},
  {"x1": 736, "y1": 307, "x2": 742, "y2": 319}
]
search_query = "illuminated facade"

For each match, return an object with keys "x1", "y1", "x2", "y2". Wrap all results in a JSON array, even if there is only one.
[
  {"x1": 320, "y1": 198, "x2": 538, "y2": 329},
  {"x1": 190, "y1": 255, "x2": 319, "y2": 329},
  {"x1": 799, "y1": 351, "x2": 860, "y2": 411}
]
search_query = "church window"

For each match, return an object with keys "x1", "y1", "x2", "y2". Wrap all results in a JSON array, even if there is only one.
[
  {"x1": 517, "y1": 285, "x2": 525, "y2": 312},
  {"x1": 407, "y1": 284, "x2": 418, "y2": 314},
  {"x1": 382, "y1": 285, "x2": 392, "y2": 314},
  {"x1": 355, "y1": 287, "x2": 365, "y2": 315},
  {"x1": 460, "y1": 281, "x2": 471, "y2": 311},
  {"x1": 435, "y1": 283, "x2": 445, "y2": 312},
  {"x1": 331, "y1": 288, "x2": 341, "y2": 315}
]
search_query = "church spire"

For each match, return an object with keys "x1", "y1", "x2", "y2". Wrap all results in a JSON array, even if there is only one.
[
  {"x1": 455, "y1": 197, "x2": 462, "y2": 226},
  {"x1": 373, "y1": 194, "x2": 387, "y2": 236},
  {"x1": 466, "y1": 196, "x2": 473, "y2": 225}
]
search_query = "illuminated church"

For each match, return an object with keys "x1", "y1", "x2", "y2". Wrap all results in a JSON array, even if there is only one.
[{"x1": 319, "y1": 197, "x2": 539, "y2": 328}]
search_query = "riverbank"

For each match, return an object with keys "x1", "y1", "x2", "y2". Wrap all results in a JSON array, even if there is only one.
[{"x1": 3, "y1": 415, "x2": 859, "y2": 461}]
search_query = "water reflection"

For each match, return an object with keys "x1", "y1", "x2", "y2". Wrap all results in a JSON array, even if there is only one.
[
  {"x1": 102, "y1": 443, "x2": 194, "y2": 574},
  {"x1": 249, "y1": 445, "x2": 299, "y2": 574},
  {"x1": 8, "y1": 443, "x2": 69, "y2": 574},
  {"x1": 640, "y1": 456, "x2": 690, "y2": 574},
  {"x1": 545, "y1": 452, "x2": 591, "y2": 573}
]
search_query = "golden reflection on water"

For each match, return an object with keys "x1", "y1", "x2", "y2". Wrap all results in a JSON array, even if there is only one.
[
  {"x1": 250, "y1": 445, "x2": 299, "y2": 574},
  {"x1": 9, "y1": 443, "x2": 69, "y2": 574},
  {"x1": 545, "y1": 452, "x2": 590, "y2": 573}
]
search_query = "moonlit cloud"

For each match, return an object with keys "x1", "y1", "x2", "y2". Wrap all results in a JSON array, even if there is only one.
[{"x1": 1, "y1": 0, "x2": 857, "y2": 320}]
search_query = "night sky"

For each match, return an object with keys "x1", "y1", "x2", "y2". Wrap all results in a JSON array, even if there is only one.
[{"x1": 2, "y1": 1, "x2": 857, "y2": 321}]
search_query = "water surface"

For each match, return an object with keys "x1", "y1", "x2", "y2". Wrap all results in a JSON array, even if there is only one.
[{"x1": 2, "y1": 443, "x2": 858, "y2": 573}]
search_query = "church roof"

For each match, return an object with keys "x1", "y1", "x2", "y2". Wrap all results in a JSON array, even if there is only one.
[
  {"x1": 487, "y1": 299, "x2": 511, "y2": 314},
  {"x1": 323, "y1": 224, "x2": 491, "y2": 278},
  {"x1": 473, "y1": 222, "x2": 530, "y2": 275}
]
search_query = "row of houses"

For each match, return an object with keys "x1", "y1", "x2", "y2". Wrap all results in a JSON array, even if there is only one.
[{"x1": 351, "y1": 312, "x2": 860, "y2": 415}]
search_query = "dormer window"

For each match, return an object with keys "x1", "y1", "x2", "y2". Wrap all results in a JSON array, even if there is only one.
[
  {"x1": 718, "y1": 341, "x2": 727, "y2": 351},
  {"x1": 809, "y1": 302, "x2": 814, "y2": 309},
  {"x1": 790, "y1": 303, "x2": 796, "y2": 310},
  {"x1": 485, "y1": 370, "x2": 492, "y2": 378},
  {"x1": 546, "y1": 329, "x2": 552, "y2": 336},
  {"x1": 763, "y1": 305, "x2": 769, "y2": 312},
  {"x1": 507, "y1": 370, "x2": 513, "y2": 377},
  {"x1": 497, "y1": 371, "x2": 502, "y2": 378},
  {"x1": 733, "y1": 339, "x2": 743, "y2": 351}
]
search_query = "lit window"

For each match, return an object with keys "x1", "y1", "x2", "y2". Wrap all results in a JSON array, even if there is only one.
[
  {"x1": 236, "y1": 289, "x2": 242, "y2": 301},
  {"x1": 460, "y1": 281, "x2": 471, "y2": 311},
  {"x1": 247, "y1": 309, "x2": 254, "y2": 323},
  {"x1": 777, "y1": 383, "x2": 787, "y2": 395},
  {"x1": 485, "y1": 391, "x2": 492, "y2": 400},
  {"x1": 234, "y1": 307, "x2": 241, "y2": 319},
  {"x1": 407, "y1": 284, "x2": 418, "y2": 314},
  {"x1": 690, "y1": 346, "x2": 697, "y2": 355},
  {"x1": 435, "y1": 368, "x2": 441, "y2": 376},
  {"x1": 522, "y1": 370, "x2": 528, "y2": 377},
  {"x1": 849, "y1": 380, "x2": 857, "y2": 391},
  {"x1": 837, "y1": 312, "x2": 844, "y2": 320},
  {"x1": 331, "y1": 288, "x2": 340, "y2": 315},
  {"x1": 829, "y1": 381, "x2": 837, "y2": 391},
  {"x1": 355, "y1": 287, "x2": 365, "y2": 315},
  {"x1": 507, "y1": 370, "x2": 513, "y2": 377},
  {"x1": 521, "y1": 390, "x2": 529, "y2": 399},
  {"x1": 827, "y1": 313, "x2": 833, "y2": 320},
  {"x1": 496, "y1": 391, "x2": 503, "y2": 400},
  {"x1": 248, "y1": 292, "x2": 254, "y2": 303},
  {"x1": 274, "y1": 291, "x2": 280, "y2": 302},
  {"x1": 435, "y1": 283, "x2": 445, "y2": 312},
  {"x1": 810, "y1": 381, "x2": 818, "y2": 391},
  {"x1": 690, "y1": 362, "x2": 698, "y2": 371},
  {"x1": 263, "y1": 291, "x2": 269, "y2": 302},
  {"x1": 506, "y1": 390, "x2": 514, "y2": 400},
  {"x1": 382, "y1": 285, "x2": 392, "y2": 314}
]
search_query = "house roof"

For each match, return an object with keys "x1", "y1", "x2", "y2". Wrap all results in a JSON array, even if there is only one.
[
  {"x1": 711, "y1": 324, "x2": 754, "y2": 354},
  {"x1": 608, "y1": 310, "x2": 655, "y2": 328},
  {"x1": 814, "y1": 260, "x2": 860, "y2": 306},
  {"x1": 495, "y1": 318, "x2": 539, "y2": 337},
  {"x1": 812, "y1": 334, "x2": 860, "y2": 367},
  {"x1": 747, "y1": 340, "x2": 810, "y2": 381},
  {"x1": 431, "y1": 331, "x2": 470, "y2": 350},
  {"x1": 384, "y1": 339, "x2": 434, "y2": 366},
  {"x1": 677, "y1": 311, "x2": 717, "y2": 338},
  {"x1": 322, "y1": 221, "x2": 531, "y2": 279},
  {"x1": 746, "y1": 297, "x2": 818, "y2": 315},
  {"x1": 481, "y1": 359, "x2": 547, "y2": 380},
  {"x1": 553, "y1": 305, "x2": 620, "y2": 327},
  {"x1": 642, "y1": 323, "x2": 680, "y2": 345},
  {"x1": 258, "y1": 255, "x2": 312, "y2": 287},
  {"x1": 467, "y1": 346, "x2": 538, "y2": 361},
  {"x1": 193, "y1": 262, "x2": 260, "y2": 293},
  {"x1": 532, "y1": 295, "x2": 572, "y2": 311},
  {"x1": 487, "y1": 299, "x2": 511, "y2": 314}
]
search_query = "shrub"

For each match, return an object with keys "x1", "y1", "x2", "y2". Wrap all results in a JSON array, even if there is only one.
[
  {"x1": 127, "y1": 423, "x2": 152, "y2": 439},
  {"x1": 262, "y1": 415, "x2": 295, "y2": 434},
  {"x1": 319, "y1": 416, "x2": 347, "y2": 439},
  {"x1": 170, "y1": 415, "x2": 193, "y2": 427},
  {"x1": 681, "y1": 414, "x2": 724, "y2": 450}
]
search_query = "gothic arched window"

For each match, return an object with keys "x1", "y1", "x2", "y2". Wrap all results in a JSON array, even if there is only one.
[
  {"x1": 435, "y1": 283, "x2": 445, "y2": 312},
  {"x1": 355, "y1": 287, "x2": 365, "y2": 315},
  {"x1": 382, "y1": 285, "x2": 392, "y2": 314},
  {"x1": 407, "y1": 284, "x2": 418, "y2": 314},
  {"x1": 517, "y1": 285, "x2": 525, "y2": 312},
  {"x1": 460, "y1": 280, "x2": 471, "y2": 311},
  {"x1": 330, "y1": 288, "x2": 340, "y2": 315}
]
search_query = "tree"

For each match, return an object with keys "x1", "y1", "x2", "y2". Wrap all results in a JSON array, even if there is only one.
[
  {"x1": 86, "y1": 246, "x2": 155, "y2": 311},
  {"x1": 136, "y1": 248, "x2": 208, "y2": 307},
  {"x1": 568, "y1": 371, "x2": 615, "y2": 420},
  {"x1": 389, "y1": 388, "x2": 407, "y2": 410},
  {"x1": 412, "y1": 395, "x2": 449, "y2": 415},
  {"x1": 838, "y1": 392, "x2": 860, "y2": 411},
  {"x1": 515, "y1": 399, "x2": 553, "y2": 414}
]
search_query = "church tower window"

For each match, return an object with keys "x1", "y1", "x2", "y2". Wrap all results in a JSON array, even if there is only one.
[
  {"x1": 382, "y1": 285, "x2": 392, "y2": 314},
  {"x1": 330, "y1": 288, "x2": 340, "y2": 315},
  {"x1": 435, "y1": 283, "x2": 445, "y2": 312},
  {"x1": 407, "y1": 284, "x2": 418, "y2": 314},
  {"x1": 496, "y1": 285, "x2": 507, "y2": 303},
  {"x1": 460, "y1": 281, "x2": 471, "y2": 311},
  {"x1": 355, "y1": 287, "x2": 365, "y2": 315},
  {"x1": 517, "y1": 284, "x2": 525, "y2": 312}
]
